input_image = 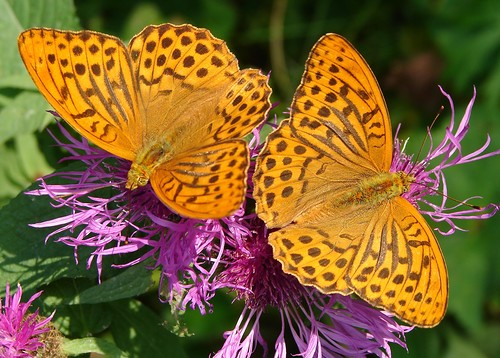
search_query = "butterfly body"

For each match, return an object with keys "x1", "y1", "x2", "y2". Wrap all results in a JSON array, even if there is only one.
[
  {"x1": 18, "y1": 24, "x2": 272, "y2": 219},
  {"x1": 337, "y1": 171, "x2": 414, "y2": 207},
  {"x1": 254, "y1": 34, "x2": 447, "y2": 327},
  {"x1": 126, "y1": 140, "x2": 173, "y2": 190}
]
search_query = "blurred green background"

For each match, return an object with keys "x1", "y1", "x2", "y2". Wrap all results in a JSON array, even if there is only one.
[{"x1": 1, "y1": 0, "x2": 500, "y2": 357}]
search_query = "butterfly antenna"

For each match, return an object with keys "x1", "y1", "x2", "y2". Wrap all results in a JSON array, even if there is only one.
[
  {"x1": 413, "y1": 105, "x2": 444, "y2": 165},
  {"x1": 411, "y1": 181, "x2": 482, "y2": 210}
]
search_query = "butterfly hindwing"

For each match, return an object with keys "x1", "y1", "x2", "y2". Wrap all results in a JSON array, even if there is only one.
[
  {"x1": 18, "y1": 28, "x2": 139, "y2": 160},
  {"x1": 150, "y1": 140, "x2": 249, "y2": 219},
  {"x1": 268, "y1": 206, "x2": 371, "y2": 294},
  {"x1": 346, "y1": 197, "x2": 448, "y2": 327},
  {"x1": 207, "y1": 69, "x2": 272, "y2": 143}
]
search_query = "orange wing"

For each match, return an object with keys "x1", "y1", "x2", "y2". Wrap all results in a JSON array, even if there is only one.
[
  {"x1": 127, "y1": 24, "x2": 271, "y2": 152},
  {"x1": 290, "y1": 34, "x2": 393, "y2": 173},
  {"x1": 127, "y1": 24, "x2": 238, "y2": 145},
  {"x1": 254, "y1": 119, "x2": 369, "y2": 228},
  {"x1": 255, "y1": 34, "x2": 393, "y2": 227},
  {"x1": 346, "y1": 197, "x2": 448, "y2": 327},
  {"x1": 268, "y1": 203, "x2": 367, "y2": 294},
  {"x1": 18, "y1": 28, "x2": 139, "y2": 160},
  {"x1": 150, "y1": 140, "x2": 249, "y2": 219},
  {"x1": 269, "y1": 196, "x2": 448, "y2": 327},
  {"x1": 254, "y1": 33, "x2": 448, "y2": 327}
]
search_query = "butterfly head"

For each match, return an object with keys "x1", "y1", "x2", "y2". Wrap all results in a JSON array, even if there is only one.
[
  {"x1": 396, "y1": 171, "x2": 415, "y2": 193},
  {"x1": 126, "y1": 141, "x2": 172, "y2": 190},
  {"x1": 126, "y1": 162, "x2": 151, "y2": 190}
]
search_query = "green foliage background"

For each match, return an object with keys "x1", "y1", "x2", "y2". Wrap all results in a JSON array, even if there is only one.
[{"x1": 1, "y1": 0, "x2": 499, "y2": 356}]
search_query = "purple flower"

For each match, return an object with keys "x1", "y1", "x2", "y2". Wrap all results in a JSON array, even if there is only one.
[
  {"x1": 391, "y1": 87, "x2": 500, "y2": 234},
  {"x1": 0, "y1": 283, "x2": 55, "y2": 357},
  {"x1": 27, "y1": 123, "x2": 234, "y2": 312},
  {"x1": 214, "y1": 214, "x2": 411, "y2": 358},
  {"x1": 29, "y1": 118, "x2": 410, "y2": 357}
]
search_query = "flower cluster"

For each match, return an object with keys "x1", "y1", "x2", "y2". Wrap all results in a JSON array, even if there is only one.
[
  {"x1": 0, "y1": 283, "x2": 56, "y2": 357},
  {"x1": 26, "y1": 88, "x2": 499, "y2": 356}
]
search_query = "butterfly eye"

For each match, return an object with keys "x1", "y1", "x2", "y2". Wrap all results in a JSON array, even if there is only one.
[{"x1": 156, "y1": 144, "x2": 167, "y2": 157}]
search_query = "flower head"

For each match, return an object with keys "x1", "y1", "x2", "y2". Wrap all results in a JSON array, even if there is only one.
[
  {"x1": 211, "y1": 121, "x2": 411, "y2": 357},
  {"x1": 0, "y1": 283, "x2": 55, "y2": 357},
  {"x1": 391, "y1": 87, "x2": 500, "y2": 234},
  {"x1": 214, "y1": 214, "x2": 411, "y2": 358},
  {"x1": 27, "y1": 123, "x2": 230, "y2": 312}
]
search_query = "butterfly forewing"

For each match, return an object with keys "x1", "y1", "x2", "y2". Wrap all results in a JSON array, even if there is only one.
[
  {"x1": 150, "y1": 140, "x2": 249, "y2": 219},
  {"x1": 18, "y1": 28, "x2": 139, "y2": 160},
  {"x1": 291, "y1": 34, "x2": 393, "y2": 172},
  {"x1": 128, "y1": 24, "x2": 240, "y2": 143},
  {"x1": 254, "y1": 119, "x2": 367, "y2": 228}
]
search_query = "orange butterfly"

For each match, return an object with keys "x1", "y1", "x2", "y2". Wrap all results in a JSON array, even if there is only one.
[
  {"x1": 18, "y1": 24, "x2": 271, "y2": 219},
  {"x1": 254, "y1": 34, "x2": 447, "y2": 327}
]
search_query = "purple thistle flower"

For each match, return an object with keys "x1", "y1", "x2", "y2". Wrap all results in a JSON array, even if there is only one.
[
  {"x1": 214, "y1": 214, "x2": 411, "y2": 358},
  {"x1": 391, "y1": 87, "x2": 500, "y2": 234},
  {"x1": 211, "y1": 120, "x2": 410, "y2": 357},
  {"x1": 0, "y1": 283, "x2": 55, "y2": 357},
  {"x1": 29, "y1": 118, "x2": 410, "y2": 357},
  {"x1": 27, "y1": 123, "x2": 230, "y2": 311}
]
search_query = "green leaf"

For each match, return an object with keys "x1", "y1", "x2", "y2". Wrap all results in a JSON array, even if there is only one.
[
  {"x1": 38, "y1": 278, "x2": 111, "y2": 336},
  {"x1": 77, "y1": 263, "x2": 155, "y2": 304},
  {"x1": 0, "y1": 172, "x2": 97, "y2": 294},
  {"x1": 199, "y1": 0, "x2": 237, "y2": 39},
  {"x1": 434, "y1": 1, "x2": 500, "y2": 93},
  {"x1": 0, "y1": 92, "x2": 53, "y2": 143},
  {"x1": 0, "y1": 74, "x2": 36, "y2": 89},
  {"x1": 110, "y1": 299, "x2": 187, "y2": 358},
  {"x1": 55, "y1": 300, "x2": 112, "y2": 337},
  {"x1": 392, "y1": 326, "x2": 442, "y2": 358},
  {"x1": 0, "y1": 133, "x2": 53, "y2": 207},
  {"x1": 471, "y1": 324, "x2": 500, "y2": 357},
  {"x1": 63, "y1": 337, "x2": 128, "y2": 357},
  {"x1": 442, "y1": 232, "x2": 488, "y2": 331},
  {"x1": 444, "y1": 330, "x2": 487, "y2": 358},
  {"x1": 0, "y1": 0, "x2": 80, "y2": 80},
  {"x1": 0, "y1": 141, "x2": 28, "y2": 205},
  {"x1": 15, "y1": 131, "x2": 53, "y2": 177},
  {"x1": 120, "y1": 3, "x2": 165, "y2": 40}
]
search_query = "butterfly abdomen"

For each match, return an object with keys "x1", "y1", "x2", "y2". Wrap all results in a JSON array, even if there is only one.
[{"x1": 337, "y1": 172, "x2": 414, "y2": 207}]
